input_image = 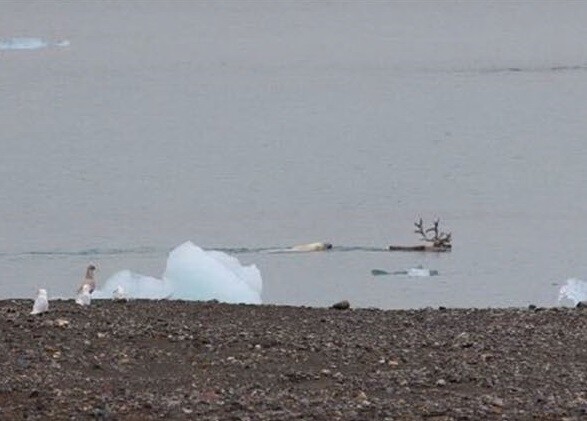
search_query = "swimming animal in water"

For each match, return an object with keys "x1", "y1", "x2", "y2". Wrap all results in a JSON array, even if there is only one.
[
  {"x1": 30, "y1": 289, "x2": 49, "y2": 315},
  {"x1": 290, "y1": 242, "x2": 333, "y2": 252}
]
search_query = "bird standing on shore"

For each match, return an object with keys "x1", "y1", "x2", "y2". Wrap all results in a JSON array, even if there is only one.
[
  {"x1": 31, "y1": 289, "x2": 49, "y2": 315},
  {"x1": 78, "y1": 264, "x2": 97, "y2": 293},
  {"x1": 76, "y1": 284, "x2": 92, "y2": 306},
  {"x1": 112, "y1": 285, "x2": 128, "y2": 301}
]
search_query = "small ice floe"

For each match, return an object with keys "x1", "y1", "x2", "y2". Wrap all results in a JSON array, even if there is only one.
[
  {"x1": 558, "y1": 278, "x2": 587, "y2": 306},
  {"x1": 371, "y1": 265, "x2": 439, "y2": 277},
  {"x1": 30, "y1": 289, "x2": 49, "y2": 315},
  {"x1": 112, "y1": 285, "x2": 128, "y2": 302},
  {"x1": 0, "y1": 37, "x2": 70, "y2": 51},
  {"x1": 75, "y1": 284, "x2": 92, "y2": 306},
  {"x1": 407, "y1": 267, "x2": 439, "y2": 277},
  {"x1": 95, "y1": 270, "x2": 172, "y2": 300}
]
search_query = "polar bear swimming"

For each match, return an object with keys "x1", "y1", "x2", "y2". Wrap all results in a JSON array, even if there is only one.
[{"x1": 290, "y1": 242, "x2": 333, "y2": 252}]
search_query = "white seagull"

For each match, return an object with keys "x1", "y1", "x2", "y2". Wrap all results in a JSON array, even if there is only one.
[
  {"x1": 75, "y1": 284, "x2": 92, "y2": 306},
  {"x1": 31, "y1": 289, "x2": 49, "y2": 315},
  {"x1": 112, "y1": 285, "x2": 128, "y2": 301}
]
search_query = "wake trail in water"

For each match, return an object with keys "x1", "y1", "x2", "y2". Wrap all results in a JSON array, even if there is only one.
[
  {"x1": 0, "y1": 245, "x2": 389, "y2": 259},
  {"x1": 0, "y1": 246, "x2": 162, "y2": 259},
  {"x1": 444, "y1": 63, "x2": 587, "y2": 77}
]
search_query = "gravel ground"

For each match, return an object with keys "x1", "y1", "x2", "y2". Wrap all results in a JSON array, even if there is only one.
[{"x1": 0, "y1": 300, "x2": 585, "y2": 420}]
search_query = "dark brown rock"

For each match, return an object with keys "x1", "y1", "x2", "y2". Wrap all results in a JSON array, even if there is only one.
[{"x1": 331, "y1": 300, "x2": 351, "y2": 310}]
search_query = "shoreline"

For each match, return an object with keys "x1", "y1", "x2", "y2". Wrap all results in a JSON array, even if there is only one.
[{"x1": 1, "y1": 300, "x2": 585, "y2": 419}]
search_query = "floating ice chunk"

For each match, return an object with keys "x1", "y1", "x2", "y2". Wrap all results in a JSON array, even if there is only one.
[
  {"x1": 407, "y1": 267, "x2": 439, "y2": 277},
  {"x1": 95, "y1": 242, "x2": 262, "y2": 304},
  {"x1": 54, "y1": 40, "x2": 70, "y2": 48},
  {"x1": 0, "y1": 37, "x2": 48, "y2": 50},
  {"x1": 94, "y1": 270, "x2": 172, "y2": 300},
  {"x1": 370, "y1": 266, "x2": 439, "y2": 277},
  {"x1": 558, "y1": 278, "x2": 587, "y2": 306},
  {"x1": 163, "y1": 242, "x2": 262, "y2": 303},
  {"x1": 0, "y1": 37, "x2": 70, "y2": 51}
]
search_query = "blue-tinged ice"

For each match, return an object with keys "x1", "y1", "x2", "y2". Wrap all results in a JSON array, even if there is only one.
[
  {"x1": 558, "y1": 278, "x2": 587, "y2": 306},
  {"x1": 94, "y1": 241, "x2": 262, "y2": 304},
  {"x1": 370, "y1": 266, "x2": 439, "y2": 277},
  {"x1": 95, "y1": 270, "x2": 173, "y2": 300},
  {"x1": 0, "y1": 37, "x2": 70, "y2": 51},
  {"x1": 164, "y1": 242, "x2": 262, "y2": 302},
  {"x1": 407, "y1": 267, "x2": 439, "y2": 277}
]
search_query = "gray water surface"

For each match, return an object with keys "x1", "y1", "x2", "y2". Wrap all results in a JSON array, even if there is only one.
[{"x1": 2, "y1": 1, "x2": 587, "y2": 308}]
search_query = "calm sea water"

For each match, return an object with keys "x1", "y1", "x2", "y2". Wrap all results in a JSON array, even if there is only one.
[{"x1": 2, "y1": 1, "x2": 587, "y2": 308}]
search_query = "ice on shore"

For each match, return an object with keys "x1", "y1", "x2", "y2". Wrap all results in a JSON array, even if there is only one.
[
  {"x1": 94, "y1": 242, "x2": 262, "y2": 304},
  {"x1": 558, "y1": 278, "x2": 587, "y2": 306},
  {"x1": 95, "y1": 270, "x2": 172, "y2": 300},
  {"x1": 0, "y1": 37, "x2": 70, "y2": 51}
]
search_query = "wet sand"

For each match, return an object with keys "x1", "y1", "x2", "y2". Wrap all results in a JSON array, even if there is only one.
[{"x1": 0, "y1": 300, "x2": 585, "y2": 419}]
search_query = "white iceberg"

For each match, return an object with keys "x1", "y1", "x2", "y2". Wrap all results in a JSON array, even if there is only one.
[
  {"x1": 93, "y1": 242, "x2": 262, "y2": 304},
  {"x1": 558, "y1": 278, "x2": 587, "y2": 306},
  {"x1": 95, "y1": 270, "x2": 172, "y2": 300}
]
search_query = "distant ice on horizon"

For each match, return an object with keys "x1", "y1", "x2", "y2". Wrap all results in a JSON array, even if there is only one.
[
  {"x1": 407, "y1": 267, "x2": 439, "y2": 277},
  {"x1": 93, "y1": 241, "x2": 262, "y2": 304},
  {"x1": 0, "y1": 37, "x2": 70, "y2": 51}
]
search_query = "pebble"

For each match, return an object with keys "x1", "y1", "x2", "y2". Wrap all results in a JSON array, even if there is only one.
[{"x1": 331, "y1": 300, "x2": 351, "y2": 310}]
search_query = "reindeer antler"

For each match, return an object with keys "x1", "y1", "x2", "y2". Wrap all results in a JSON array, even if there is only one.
[
  {"x1": 414, "y1": 218, "x2": 427, "y2": 239},
  {"x1": 414, "y1": 218, "x2": 452, "y2": 248}
]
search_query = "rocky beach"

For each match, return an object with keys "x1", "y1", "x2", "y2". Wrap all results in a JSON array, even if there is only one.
[{"x1": 0, "y1": 300, "x2": 585, "y2": 419}]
